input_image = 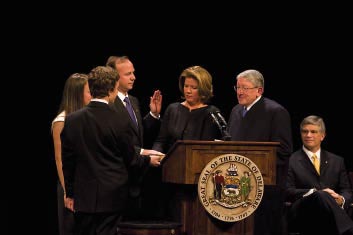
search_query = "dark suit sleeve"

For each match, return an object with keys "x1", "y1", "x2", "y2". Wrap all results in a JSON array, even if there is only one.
[
  {"x1": 120, "y1": 124, "x2": 151, "y2": 197},
  {"x1": 271, "y1": 106, "x2": 293, "y2": 159},
  {"x1": 142, "y1": 113, "x2": 161, "y2": 149},
  {"x1": 119, "y1": 125, "x2": 151, "y2": 172},
  {"x1": 338, "y1": 159, "x2": 353, "y2": 210},
  {"x1": 152, "y1": 105, "x2": 172, "y2": 153},
  {"x1": 285, "y1": 157, "x2": 310, "y2": 202}
]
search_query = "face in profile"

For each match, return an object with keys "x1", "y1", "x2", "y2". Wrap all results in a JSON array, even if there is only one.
[{"x1": 116, "y1": 60, "x2": 136, "y2": 94}]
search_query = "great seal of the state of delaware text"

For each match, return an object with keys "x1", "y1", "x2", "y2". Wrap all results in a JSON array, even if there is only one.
[{"x1": 198, "y1": 153, "x2": 264, "y2": 222}]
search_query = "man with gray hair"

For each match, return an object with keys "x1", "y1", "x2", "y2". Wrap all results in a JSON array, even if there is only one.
[
  {"x1": 227, "y1": 69, "x2": 293, "y2": 235},
  {"x1": 285, "y1": 115, "x2": 353, "y2": 235}
]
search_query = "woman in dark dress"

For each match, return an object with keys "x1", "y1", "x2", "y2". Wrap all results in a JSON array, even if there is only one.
[
  {"x1": 150, "y1": 65, "x2": 224, "y2": 220},
  {"x1": 153, "y1": 65, "x2": 223, "y2": 153}
]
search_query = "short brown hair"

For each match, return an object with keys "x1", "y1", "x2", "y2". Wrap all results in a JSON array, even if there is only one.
[{"x1": 88, "y1": 66, "x2": 118, "y2": 98}]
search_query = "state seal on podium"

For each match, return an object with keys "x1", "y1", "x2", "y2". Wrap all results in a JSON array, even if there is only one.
[{"x1": 198, "y1": 153, "x2": 264, "y2": 222}]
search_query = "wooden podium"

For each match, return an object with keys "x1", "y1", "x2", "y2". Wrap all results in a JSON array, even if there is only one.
[{"x1": 161, "y1": 140, "x2": 279, "y2": 235}]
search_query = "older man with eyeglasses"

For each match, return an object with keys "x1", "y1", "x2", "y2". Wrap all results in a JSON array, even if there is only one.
[{"x1": 227, "y1": 69, "x2": 293, "y2": 235}]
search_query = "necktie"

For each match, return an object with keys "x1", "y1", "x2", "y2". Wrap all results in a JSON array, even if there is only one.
[
  {"x1": 124, "y1": 97, "x2": 137, "y2": 126},
  {"x1": 242, "y1": 107, "x2": 247, "y2": 117},
  {"x1": 312, "y1": 154, "x2": 320, "y2": 175}
]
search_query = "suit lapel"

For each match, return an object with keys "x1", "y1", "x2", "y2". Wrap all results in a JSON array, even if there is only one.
[
  {"x1": 320, "y1": 151, "x2": 329, "y2": 176},
  {"x1": 299, "y1": 150, "x2": 319, "y2": 176},
  {"x1": 128, "y1": 96, "x2": 144, "y2": 145},
  {"x1": 115, "y1": 98, "x2": 139, "y2": 134},
  {"x1": 130, "y1": 98, "x2": 142, "y2": 129}
]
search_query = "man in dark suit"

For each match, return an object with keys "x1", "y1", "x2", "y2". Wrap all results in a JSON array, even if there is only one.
[
  {"x1": 285, "y1": 115, "x2": 353, "y2": 235},
  {"x1": 106, "y1": 55, "x2": 162, "y2": 154},
  {"x1": 227, "y1": 69, "x2": 293, "y2": 235},
  {"x1": 61, "y1": 66, "x2": 161, "y2": 235},
  {"x1": 106, "y1": 56, "x2": 164, "y2": 219}
]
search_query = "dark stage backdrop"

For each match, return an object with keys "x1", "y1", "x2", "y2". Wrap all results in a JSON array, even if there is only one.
[
  {"x1": 17, "y1": 9, "x2": 351, "y2": 234},
  {"x1": 44, "y1": 43, "x2": 351, "y2": 235}
]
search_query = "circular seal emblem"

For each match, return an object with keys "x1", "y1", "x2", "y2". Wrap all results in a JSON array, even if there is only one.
[{"x1": 198, "y1": 153, "x2": 264, "y2": 222}]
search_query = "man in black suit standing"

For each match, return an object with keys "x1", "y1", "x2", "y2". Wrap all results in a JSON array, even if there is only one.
[
  {"x1": 106, "y1": 55, "x2": 162, "y2": 156},
  {"x1": 285, "y1": 115, "x2": 353, "y2": 235},
  {"x1": 227, "y1": 69, "x2": 293, "y2": 235},
  {"x1": 61, "y1": 66, "x2": 161, "y2": 235},
  {"x1": 106, "y1": 56, "x2": 164, "y2": 219}
]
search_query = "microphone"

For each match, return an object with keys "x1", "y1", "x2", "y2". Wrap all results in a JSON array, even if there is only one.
[
  {"x1": 210, "y1": 112, "x2": 222, "y2": 130},
  {"x1": 215, "y1": 111, "x2": 228, "y2": 128},
  {"x1": 209, "y1": 108, "x2": 231, "y2": 141}
]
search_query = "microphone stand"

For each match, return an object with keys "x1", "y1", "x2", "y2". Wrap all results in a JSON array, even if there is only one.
[
  {"x1": 210, "y1": 112, "x2": 231, "y2": 141},
  {"x1": 220, "y1": 124, "x2": 231, "y2": 141},
  {"x1": 216, "y1": 111, "x2": 231, "y2": 141}
]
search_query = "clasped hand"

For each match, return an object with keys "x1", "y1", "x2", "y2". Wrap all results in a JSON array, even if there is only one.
[
  {"x1": 323, "y1": 188, "x2": 344, "y2": 206},
  {"x1": 141, "y1": 149, "x2": 165, "y2": 167}
]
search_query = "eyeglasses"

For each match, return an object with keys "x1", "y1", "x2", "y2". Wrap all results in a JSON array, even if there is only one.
[{"x1": 233, "y1": 86, "x2": 258, "y2": 92}]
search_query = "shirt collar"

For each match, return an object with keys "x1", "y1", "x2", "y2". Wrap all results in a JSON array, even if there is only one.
[
  {"x1": 91, "y1": 98, "x2": 108, "y2": 104},
  {"x1": 118, "y1": 91, "x2": 129, "y2": 102},
  {"x1": 302, "y1": 146, "x2": 321, "y2": 160},
  {"x1": 245, "y1": 95, "x2": 262, "y2": 111}
]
